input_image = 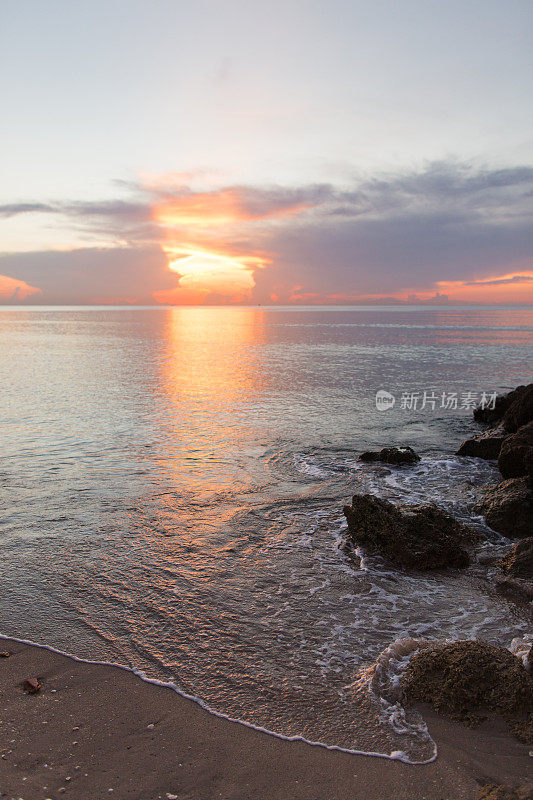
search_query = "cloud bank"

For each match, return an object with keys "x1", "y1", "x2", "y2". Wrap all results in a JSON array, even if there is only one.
[{"x1": 1, "y1": 161, "x2": 532, "y2": 304}]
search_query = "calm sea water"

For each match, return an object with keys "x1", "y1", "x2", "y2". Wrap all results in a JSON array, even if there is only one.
[{"x1": 1, "y1": 305, "x2": 532, "y2": 761}]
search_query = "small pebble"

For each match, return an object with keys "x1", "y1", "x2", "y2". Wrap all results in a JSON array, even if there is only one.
[{"x1": 147, "y1": 723, "x2": 155, "y2": 729}]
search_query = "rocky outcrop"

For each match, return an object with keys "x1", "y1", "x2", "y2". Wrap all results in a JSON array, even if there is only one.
[
  {"x1": 401, "y1": 641, "x2": 533, "y2": 744},
  {"x1": 526, "y1": 450, "x2": 533, "y2": 488},
  {"x1": 498, "y1": 538, "x2": 533, "y2": 579},
  {"x1": 343, "y1": 494, "x2": 480, "y2": 569},
  {"x1": 495, "y1": 538, "x2": 533, "y2": 604},
  {"x1": 358, "y1": 446, "x2": 420, "y2": 465},
  {"x1": 502, "y1": 384, "x2": 533, "y2": 433},
  {"x1": 460, "y1": 384, "x2": 533, "y2": 462},
  {"x1": 473, "y1": 386, "x2": 527, "y2": 425},
  {"x1": 498, "y1": 421, "x2": 533, "y2": 478},
  {"x1": 456, "y1": 425, "x2": 507, "y2": 460},
  {"x1": 476, "y1": 477, "x2": 532, "y2": 538}
]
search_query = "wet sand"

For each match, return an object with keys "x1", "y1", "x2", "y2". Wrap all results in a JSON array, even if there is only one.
[{"x1": 0, "y1": 637, "x2": 529, "y2": 800}]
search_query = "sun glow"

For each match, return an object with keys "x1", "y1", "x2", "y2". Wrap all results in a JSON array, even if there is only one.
[
  {"x1": 150, "y1": 182, "x2": 308, "y2": 304},
  {"x1": 153, "y1": 246, "x2": 270, "y2": 305}
]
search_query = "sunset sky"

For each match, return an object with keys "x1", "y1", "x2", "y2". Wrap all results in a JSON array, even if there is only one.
[{"x1": 1, "y1": 0, "x2": 532, "y2": 305}]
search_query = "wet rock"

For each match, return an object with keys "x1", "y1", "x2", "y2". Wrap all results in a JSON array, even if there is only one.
[
  {"x1": 498, "y1": 421, "x2": 533, "y2": 478},
  {"x1": 478, "y1": 785, "x2": 533, "y2": 800},
  {"x1": 503, "y1": 384, "x2": 533, "y2": 433},
  {"x1": 473, "y1": 386, "x2": 528, "y2": 425},
  {"x1": 526, "y1": 450, "x2": 533, "y2": 489},
  {"x1": 476, "y1": 477, "x2": 532, "y2": 538},
  {"x1": 499, "y1": 538, "x2": 533, "y2": 579},
  {"x1": 495, "y1": 577, "x2": 533, "y2": 604},
  {"x1": 358, "y1": 446, "x2": 420, "y2": 465},
  {"x1": 358, "y1": 451, "x2": 380, "y2": 462},
  {"x1": 343, "y1": 494, "x2": 480, "y2": 570},
  {"x1": 22, "y1": 677, "x2": 41, "y2": 694},
  {"x1": 401, "y1": 640, "x2": 533, "y2": 744},
  {"x1": 456, "y1": 425, "x2": 508, "y2": 459}
]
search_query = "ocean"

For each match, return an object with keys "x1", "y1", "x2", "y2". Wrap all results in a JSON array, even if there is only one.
[{"x1": 1, "y1": 304, "x2": 532, "y2": 762}]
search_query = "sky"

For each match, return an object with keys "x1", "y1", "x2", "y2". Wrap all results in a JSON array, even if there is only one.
[{"x1": 1, "y1": 0, "x2": 532, "y2": 305}]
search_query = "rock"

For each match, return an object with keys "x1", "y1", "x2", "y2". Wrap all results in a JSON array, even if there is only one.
[
  {"x1": 503, "y1": 384, "x2": 533, "y2": 432},
  {"x1": 457, "y1": 425, "x2": 508, "y2": 459},
  {"x1": 473, "y1": 386, "x2": 527, "y2": 425},
  {"x1": 22, "y1": 677, "x2": 41, "y2": 694},
  {"x1": 343, "y1": 494, "x2": 480, "y2": 569},
  {"x1": 358, "y1": 446, "x2": 420, "y2": 465},
  {"x1": 401, "y1": 640, "x2": 533, "y2": 744},
  {"x1": 498, "y1": 421, "x2": 533, "y2": 478},
  {"x1": 476, "y1": 477, "x2": 533, "y2": 538},
  {"x1": 526, "y1": 450, "x2": 533, "y2": 489},
  {"x1": 478, "y1": 785, "x2": 533, "y2": 800},
  {"x1": 473, "y1": 386, "x2": 526, "y2": 425},
  {"x1": 499, "y1": 538, "x2": 533, "y2": 579},
  {"x1": 359, "y1": 451, "x2": 380, "y2": 462},
  {"x1": 495, "y1": 577, "x2": 533, "y2": 604},
  {"x1": 0, "y1": 650, "x2": 11, "y2": 658}
]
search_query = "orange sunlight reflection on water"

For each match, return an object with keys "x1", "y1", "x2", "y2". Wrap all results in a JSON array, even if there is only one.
[{"x1": 153, "y1": 307, "x2": 267, "y2": 505}]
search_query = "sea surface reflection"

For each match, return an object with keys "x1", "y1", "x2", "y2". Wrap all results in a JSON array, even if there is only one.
[{"x1": 0, "y1": 305, "x2": 532, "y2": 761}]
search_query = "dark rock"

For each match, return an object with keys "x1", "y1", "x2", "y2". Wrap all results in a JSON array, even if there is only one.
[
  {"x1": 358, "y1": 446, "x2": 420, "y2": 465},
  {"x1": 473, "y1": 386, "x2": 527, "y2": 425},
  {"x1": 22, "y1": 677, "x2": 41, "y2": 694},
  {"x1": 499, "y1": 538, "x2": 533, "y2": 579},
  {"x1": 498, "y1": 421, "x2": 533, "y2": 478},
  {"x1": 456, "y1": 425, "x2": 508, "y2": 459},
  {"x1": 476, "y1": 477, "x2": 533, "y2": 538},
  {"x1": 503, "y1": 384, "x2": 533, "y2": 432},
  {"x1": 401, "y1": 640, "x2": 533, "y2": 744},
  {"x1": 343, "y1": 494, "x2": 480, "y2": 570},
  {"x1": 495, "y1": 577, "x2": 533, "y2": 604},
  {"x1": 359, "y1": 451, "x2": 380, "y2": 462},
  {"x1": 526, "y1": 450, "x2": 533, "y2": 489}
]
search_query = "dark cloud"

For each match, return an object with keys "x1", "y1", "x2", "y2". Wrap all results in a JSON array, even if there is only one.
[
  {"x1": 0, "y1": 202, "x2": 57, "y2": 217},
  {"x1": 0, "y1": 247, "x2": 172, "y2": 304}
]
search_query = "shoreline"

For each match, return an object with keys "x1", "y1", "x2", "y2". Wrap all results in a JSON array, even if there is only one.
[
  {"x1": 2, "y1": 633, "x2": 421, "y2": 764},
  {"x1": 0, "y1": 637, "x2": 530, "y2": 800}
]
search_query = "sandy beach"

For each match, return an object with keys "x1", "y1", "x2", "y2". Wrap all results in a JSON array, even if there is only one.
[{"x1": 0, "y1": 637, "x2": 530, "y2": 800}]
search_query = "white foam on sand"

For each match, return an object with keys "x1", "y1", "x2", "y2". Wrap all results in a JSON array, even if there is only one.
[{"x1": 0, "y1": 632, "x2": 437, "y2": 764}]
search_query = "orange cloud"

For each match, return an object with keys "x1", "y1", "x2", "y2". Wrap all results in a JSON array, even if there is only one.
[
  {"x1": 0, "y1": 273, "x2": 41, "y2": 301},
  {"x1": 150, "y1": 183, "x2": 308, "y2": 304},
  {"x1": 434, "y1": 271, "x2": 533, "y2": 303},
  {"x1": 153, "y1": 188, "x2": 311, "y2": 230}
]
